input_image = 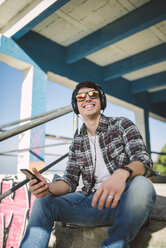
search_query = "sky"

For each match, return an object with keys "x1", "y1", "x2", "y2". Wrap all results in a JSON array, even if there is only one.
[{"x1": 0, "y1": 61, "x2": 166, "y2": 175}]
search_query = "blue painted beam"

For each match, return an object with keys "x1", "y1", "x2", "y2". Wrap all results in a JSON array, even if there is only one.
[
  {"x1": 151, "y1": 90, "x2": 166, "y2": 103},
  {"x1": 12, "y1": 0, "x2": 70, "y2": 39},
  {"x1": 14, "y1": 31, "x2": 166, "y2": 119},
  {"x1": 150, "y1": 103, "x2": 166, "y2": 117},
  {"x1": 100, "y1": 78, "x2": 132, "y2": 103},
  {"x1": 15, "y1": 31, "x2": 102, "y2": 83},
  {"x1": 66, "y1": 0, "x2": 166, "y2": 64},
  {"x1": 5, "y1": 31, "x2": 165, "y2": 118},
  {"x1": 131, "y1": 71, "x2": 166, "y2": 94},
  {"x1": 101, "y1": 78, "x2": 154, "y2": 112},
  {"x1": 103, "y1": 43, "x2": 166, "y2": 81},
  {"x1": 0, "y1": 35, "x2": 37, "y2": 65}
]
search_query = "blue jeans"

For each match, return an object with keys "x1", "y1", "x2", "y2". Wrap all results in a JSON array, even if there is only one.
[{"x1": 20, "y1": 176, "x2": 156, "y2": 248}]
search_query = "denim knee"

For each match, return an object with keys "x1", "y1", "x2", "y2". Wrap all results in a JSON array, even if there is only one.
[
  {"x1": 129, "y1": 176, "x2": 156, "y2": 207},
  {"x1": 29, "y1": 195, "x2": 55, "y2": 224}
]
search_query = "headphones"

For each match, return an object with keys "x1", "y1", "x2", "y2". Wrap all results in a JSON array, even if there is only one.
[{"x1": 71, "y1": 82, "x2": 107, "y2": 115}]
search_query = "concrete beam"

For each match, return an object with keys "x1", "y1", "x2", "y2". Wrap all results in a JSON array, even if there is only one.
[
  {"x1": 103, "y1": 43, "x2": 166, "y2": 81},
  {"x1": 3, "y1": 0, "x2": 70, "y2": 39},
  {"x1": 66, "y1": 0, "x2": 166, "y2": 64}
]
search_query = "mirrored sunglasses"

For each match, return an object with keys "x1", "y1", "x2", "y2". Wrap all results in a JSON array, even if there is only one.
[{"x1": 76, "y1": 90, "x2": 99, "y2": 102}]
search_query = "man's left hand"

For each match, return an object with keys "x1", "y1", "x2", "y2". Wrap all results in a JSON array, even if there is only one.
[{"x1": 91, "y1": 169, "x2": 129, "y2": 210}]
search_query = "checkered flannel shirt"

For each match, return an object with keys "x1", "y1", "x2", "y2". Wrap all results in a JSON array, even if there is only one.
[{"x1": 53, "y1": 114, "x2": 153, "y2": 195}]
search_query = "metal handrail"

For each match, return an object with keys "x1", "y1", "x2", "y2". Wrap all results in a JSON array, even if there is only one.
[
  {"x1": 0, "y1": 107, "x2": 78, "y2": 201},
  {"x1": 0, "y1": 105, "x2": 72, "y2": 142},
  {"x1": 0, "y1": 153, "x2": 68, "y2": 201},
  {"x1": 151, "y1": 151, "x2": 166, "y2": 156},
  {"x1": 46, "y1": 134, "x2": 72, "y2": 142},
  {"x1": 0, "y1": 142, "x2": 71, "y2": 156},
  {"x1": 0, "y1": 108, "x2": 68, "y2": 130}
]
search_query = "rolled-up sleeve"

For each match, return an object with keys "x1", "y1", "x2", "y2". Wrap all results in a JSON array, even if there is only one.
[{"x1": 119, "y1": 118, "x2": 153, "y2": 177}]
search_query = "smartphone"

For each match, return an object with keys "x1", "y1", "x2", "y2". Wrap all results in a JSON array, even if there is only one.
[{"x1": 21, "y1": 169, "x2": 41, "y2": 183}]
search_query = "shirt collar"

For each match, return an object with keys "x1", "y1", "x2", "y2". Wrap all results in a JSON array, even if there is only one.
[{"x1": 80, "y1": 114, "x2": 109, "y2": 135}]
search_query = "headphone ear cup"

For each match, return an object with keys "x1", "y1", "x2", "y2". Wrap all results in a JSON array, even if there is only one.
[
  {"x1": 71, "y1": 90, "x2": 79, "y2": 114},
  {"x1": 99, "y1": 91, "x2": 106, "y2": 111},
  {"x1": 74, "y1": 102, "x2": 79, "y2": 115},
  {"x1": 72, "y1": 98, "x2": 79, "y2": 114}
]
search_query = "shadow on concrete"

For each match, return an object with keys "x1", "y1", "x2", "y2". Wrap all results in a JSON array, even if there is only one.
[{"x1": 131, "y1": 195, "x2": 166, "y2": 248}]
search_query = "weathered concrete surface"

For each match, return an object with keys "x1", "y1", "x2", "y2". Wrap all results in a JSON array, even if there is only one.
[
  {"x1": 130, "y1": 194, "x2": 166, "y2": 248},
  {"x1": 48, "y1": 184, "x2": 166, "y2": 248}
]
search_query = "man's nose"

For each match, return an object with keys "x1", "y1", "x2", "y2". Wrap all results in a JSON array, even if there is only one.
[{"x1": 85, "y1": 94, "x2": 91, "y2": 101}]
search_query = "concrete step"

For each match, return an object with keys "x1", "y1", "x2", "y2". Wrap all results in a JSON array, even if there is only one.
[{"x1": 48, "y1": 184, "x2": 166, "y2": 248}]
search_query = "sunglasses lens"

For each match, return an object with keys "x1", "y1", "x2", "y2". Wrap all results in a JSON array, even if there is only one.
[
  {"x1": 89, "y1": 90, "x2": 99, "y2": 98},
  {"x1": 76, "y1": 93, "x2": 86, "y2": 102}
]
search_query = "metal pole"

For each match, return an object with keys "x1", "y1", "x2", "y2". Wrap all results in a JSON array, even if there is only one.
[
  {"x1": 0, "y1": 108, "x2": 66, "y2": 129},
  {"x1": 151, "y1": 151, "x2": 166, "y2": 155},
  {"x1": 0, "y1": 153, "x2": 68, "y2": 201},
  {"x1": 0, "y1": 105, "x2": 72, "y2": 142},
  {"x1": 46, "y1": 134, "x2": 72, "y2": 142},
  {"x1": 0, "y1": 142, "x2": 70, "y2": 156},
  {"x1": 73, "y1": 113, "x2": 78, "y2": 136}
]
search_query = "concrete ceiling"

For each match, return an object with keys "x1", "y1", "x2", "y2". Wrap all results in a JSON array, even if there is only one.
[{"x1": 0, "y1": 0, "x2": 166, "y2": 119}]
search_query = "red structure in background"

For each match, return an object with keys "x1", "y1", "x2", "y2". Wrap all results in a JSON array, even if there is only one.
[{"x1": 0, "y1": 178, "x2": 35, "y2": 248}]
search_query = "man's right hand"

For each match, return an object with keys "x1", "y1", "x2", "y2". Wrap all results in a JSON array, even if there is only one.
[{"x1": 29, "y1": 167, "x2": 49, "y2": 198}]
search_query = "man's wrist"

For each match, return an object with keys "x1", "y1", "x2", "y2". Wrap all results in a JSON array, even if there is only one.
[
  {"x1": 48, "y1": 183, "x2": 55, "y2": 197},
  {"x1": 114, "y1": 167, "x2": 133, "y2": 181},
  {"x1": 118, "y1": 167, "x2": 133, "y2": 181},
  {"x1": 48, "y1": 189, "x2": 55, "y2": 197}
]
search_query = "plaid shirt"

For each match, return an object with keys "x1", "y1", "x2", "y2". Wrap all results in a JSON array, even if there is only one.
[{"x1": 53, "y1": 114, "x2": 153, "y2": 195}]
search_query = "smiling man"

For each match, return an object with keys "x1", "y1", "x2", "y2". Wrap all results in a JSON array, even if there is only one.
[{"x1": 20, "y1": 81, "x2": 156, "y2": 248}]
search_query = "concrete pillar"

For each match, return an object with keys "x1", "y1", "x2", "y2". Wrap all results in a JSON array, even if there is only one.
[
  {"x1": 29, "y1": 66, "x2": 47, "y2": 172},
  {"x1": 17, "y1": 66, "x2": 33, "y2": 173},
  {"x1": 134, "y1": 108, "x2": 146, "y2": 143},
  {"x1": 134, "y1": 107, "x2": 151, "y2": 153},
  {"x1": 0, "y1": 36, "x2": 47, "y2": 175},
  {"x1": 17, "y1": 65, "x2": 47, "y2": 174}
]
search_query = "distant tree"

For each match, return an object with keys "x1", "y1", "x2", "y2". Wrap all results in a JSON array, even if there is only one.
[{"x1": 155, "y1": 145, "x2": 166, "y2": 176}]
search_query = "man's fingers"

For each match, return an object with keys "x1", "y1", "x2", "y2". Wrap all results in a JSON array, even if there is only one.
[
  {"x1": 105, "y1": 193, "x2": 114, "y2": 208},
  {"x1": 34, "y1": 187, "x2": 49, "y2": 198},
  {"x1": 98, "y1": 191, "x2": 109, "y2": 210},
  {"x1": 32, "y1": 167, "x2": 42, "y2": 179},
  {"x1": 33, "y1": 184, "x2": 48, "y2": 195},
  {"x1": 29, "y1": 180, "x2": 47, "y2": 193},
  {"x1": 91, "y1": 188, "x2": 102, "y2": 207},
  {"x1": 32, "y1": 167, "x2": 47, "y2": 184},
  {"x1": 30, "y1": 183, "x2": 48, "y2": 197},
  {"x1": 32, "y1": 167, "x2": 38, "y2": 174},
  {"x1": 111, "y1": 194, "x2": 121, "y2": 208}
]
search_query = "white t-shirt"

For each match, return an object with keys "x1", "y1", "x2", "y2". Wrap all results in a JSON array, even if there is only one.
[{"x1": 88, "y1": 134, "x2": 110, "y2": 189}]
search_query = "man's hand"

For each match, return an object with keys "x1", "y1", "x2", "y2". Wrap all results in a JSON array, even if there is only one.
[
  {"x1": 91, "y1": 169, "x2": 129, "y2": 210},
  {"x1": 29, "y1": 167, "x2": 49, "y2": 198}
]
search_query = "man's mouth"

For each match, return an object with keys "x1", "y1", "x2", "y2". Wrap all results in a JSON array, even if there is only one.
[{"x1": 84, "y1": 104, "x2": 95, "y2": 110}]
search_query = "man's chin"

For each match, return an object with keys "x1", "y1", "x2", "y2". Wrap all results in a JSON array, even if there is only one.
[{"x1": 84, "y1": 111, "x2": 100, "y2": 118}]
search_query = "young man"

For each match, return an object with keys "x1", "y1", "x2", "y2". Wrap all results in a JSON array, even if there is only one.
[{"x1": 20, "y1": 81, "x2": 156, "y2": 248}]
